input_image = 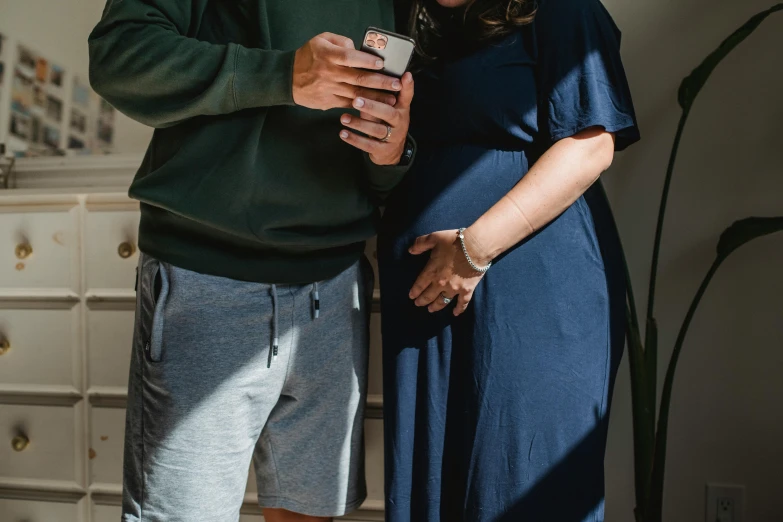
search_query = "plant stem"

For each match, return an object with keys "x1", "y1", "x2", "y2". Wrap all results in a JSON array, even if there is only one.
[
  {"x1": 647, "y1": 108, "x2": 690, "y2": 320},
  {"x1": 648, "y1": 256, "x2": 722, "y2": 519}
]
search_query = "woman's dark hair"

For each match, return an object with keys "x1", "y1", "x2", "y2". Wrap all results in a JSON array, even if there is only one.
[{"x1": 408, "y1": 0, "x2": 537, "y2": 61}]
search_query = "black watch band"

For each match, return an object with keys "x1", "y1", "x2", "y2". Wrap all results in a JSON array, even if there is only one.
[{"x1": 398, "y1": 136, "x2": 415, "y2": 167}]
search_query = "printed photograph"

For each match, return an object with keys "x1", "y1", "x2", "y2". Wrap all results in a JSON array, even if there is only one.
[
  {"x1": 35, "y1": 57, "x2": 48, "y2": 83},
  {"x1": 33, "y1": 85, "x2": 46, "y2": 106},
  {"x1": 18, "y1": 46, "x2": 36, "y2": 71},
  {"x1": 70, "y1": 108, "x2": 87, "y2": 134},
  {"x1": 50, "y1": 64, "x2": 64, "y2": 87},
  {"x1": 10, "y1": 112, "x2": 31, "y2": 140},
  {"x1": 68, "y1": 136, "x2": 85, "y2": 149},
  {"x1": 43, "y1": 125, "x2": 60, "y2": 149},
  {"x1": 46, "y1": 95, "x2": 63, "y2": 121},
  {"x1": 72, "y1": 76, "x2": 90, "y2": 107},
  {"x1": 31, "y1": 116, "x2": 42, "y2": 143},
  {"x1": 98, "y1": 120, "x2": 114, "y2": 145},
  {"x1": 11, "y1": 71, "x2": 33, "y2": 115}
]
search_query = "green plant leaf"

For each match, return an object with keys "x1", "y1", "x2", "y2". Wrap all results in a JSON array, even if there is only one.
[
  {"x1": 644, "y1": 317, "x2": 658, "y2": 421},
  {"x1": 648, "y1": 216, "x2": 783, "y2": 520},
  {"x1": 717, "y1": 217, "x2": 783, "y2": 260},
  {"x1": 626, "y1": 310, "x2": 655, "y2": 516},
  {"x1": 678, "y1": 4, "x2": 783, "y2": 110}
]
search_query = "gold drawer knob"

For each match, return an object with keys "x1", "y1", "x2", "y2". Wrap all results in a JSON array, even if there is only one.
[
  {"x1": 11, "y1": 434, "x2": 30, "y2": 452},
  {"x1": 0, "y1": 338, "x2": 9, "y2": 355},
  {"x1": 15, "y1": 243, "x2": 33, "y2": 259},
  {"x1": 118, "y1": 241, "x2": 137, "y2": 259}
]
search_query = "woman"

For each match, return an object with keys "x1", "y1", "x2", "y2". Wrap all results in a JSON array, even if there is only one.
[{"x1": 342, "y1": 0, "x2": 638, "y2": 519}]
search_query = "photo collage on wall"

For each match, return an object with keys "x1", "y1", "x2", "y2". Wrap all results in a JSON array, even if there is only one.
[
  {"x1": 0, "y1": 34, "x2": 7, "y2": 119},
  {"x1": 3, "y1": 38, "x2": 116, "y2": 157},
  {"x1": 7, "y1": 43, "x2": 67, "y2": 156}
]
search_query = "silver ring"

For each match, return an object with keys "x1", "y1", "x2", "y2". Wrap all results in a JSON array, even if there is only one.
[
  {"x1": 440, "y1": 293, "x2": 452, "y2": 305},
  {"x1": 380, "y1": 125, "x2": 392, "y2": 143}
]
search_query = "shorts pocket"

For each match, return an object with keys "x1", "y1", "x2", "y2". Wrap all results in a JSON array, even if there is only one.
[{"x1": 136, "y1": 256, "x2": 170, "y2": 363}]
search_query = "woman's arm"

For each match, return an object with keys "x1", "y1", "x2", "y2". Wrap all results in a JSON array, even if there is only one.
[
  {"x1": 407, "y1": 126, "x2": 616, "y2": 316},
  {"x1": 466, "y1": 127, "x2": 615, "y2": 265}
]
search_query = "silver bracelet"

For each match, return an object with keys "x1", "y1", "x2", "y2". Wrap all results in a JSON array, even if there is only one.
[{"x1": 458, "y1": 228, "x2": 492, "y2": 273}]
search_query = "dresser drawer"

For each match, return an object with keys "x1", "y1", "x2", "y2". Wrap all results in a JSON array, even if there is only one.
[
  {"x1": 0, "y1": 404, "x2": 78, "y2": 483},
  {"x1": 0, "y1": 207, "x2": 79, "y2": 292},
  {"x1": 0, "y1": 306, "x2": 79, "y2": 389},
  {"x1": 84, "y1": 209, "x2": 140, "y2": 292},
  {"x1": 89, "y1": 407, "x2": 126, "y2": 486},
  {"x1": 92, "y1": 503, "x2": 121, "y2": 522},
  {"x1": 87, "y1": 308, "x2": 134, "y2": 391},
  {"x1": 0, "y1": 498, "x2": 79, "y2": 522}
]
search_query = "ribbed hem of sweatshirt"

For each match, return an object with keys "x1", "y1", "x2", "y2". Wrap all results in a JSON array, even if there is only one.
[{"x1": 137, "y1": 208, "x2": 366, "y2": 285}]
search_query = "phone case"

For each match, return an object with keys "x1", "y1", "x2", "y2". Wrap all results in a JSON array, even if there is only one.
[{"x1": 361, "y1": 26, "x2": 416, "y2": 78}]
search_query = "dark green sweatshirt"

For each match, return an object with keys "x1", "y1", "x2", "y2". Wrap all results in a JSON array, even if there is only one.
[{"x1": 89, "y1": 0, "x2": 410, "y2": 283}]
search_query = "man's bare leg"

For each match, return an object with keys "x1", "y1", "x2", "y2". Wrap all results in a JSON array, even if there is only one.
[{"x1": 263, "y1": 508, "x2": 331, "y2": 522}]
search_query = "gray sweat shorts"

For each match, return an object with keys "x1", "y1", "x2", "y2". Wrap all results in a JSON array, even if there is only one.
[{"x1": 122, "y1": 253, "x2": 373, "y2": 521}]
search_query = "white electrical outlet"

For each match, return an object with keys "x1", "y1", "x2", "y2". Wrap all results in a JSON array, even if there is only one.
[{"x1": 706, "y1": 484, "x2": 745, "y2": 522}]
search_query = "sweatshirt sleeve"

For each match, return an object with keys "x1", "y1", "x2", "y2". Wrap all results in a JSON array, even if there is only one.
[
  {"x1": 88, "y1": 0, "x2": 296, "y2": 128},
  {"x1": 363, "y1": 135, "x2": 417, "y2": 204}
]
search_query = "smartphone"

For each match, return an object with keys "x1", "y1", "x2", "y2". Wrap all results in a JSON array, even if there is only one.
[{"x1": 361, "y1": 27, "x2": 416, "y2": 78}]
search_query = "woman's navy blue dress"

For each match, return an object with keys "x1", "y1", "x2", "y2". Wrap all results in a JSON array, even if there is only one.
[{"x1": 377, "y1": 0, "x2": 640, "y2": 520}]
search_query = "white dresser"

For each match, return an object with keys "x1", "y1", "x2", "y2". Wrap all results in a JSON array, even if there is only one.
[{"x1": 0, "y1": 157, "x2": 386, "y2": 522}]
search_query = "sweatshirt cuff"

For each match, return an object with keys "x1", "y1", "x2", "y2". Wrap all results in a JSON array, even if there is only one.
[
  {"x1": 233, "y1": 45, "x2": 296, "y2": 110},
  {"x1": 364, "y1": 136, "x2": 417, "y2": 202}
]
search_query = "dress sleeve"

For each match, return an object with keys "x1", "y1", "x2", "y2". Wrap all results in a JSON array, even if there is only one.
[{"x1": 534, "y1": 0, "x2": 640, "y2": 151}]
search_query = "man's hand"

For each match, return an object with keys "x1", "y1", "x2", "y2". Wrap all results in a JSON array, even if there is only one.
[
  {"x1": 339, "y1": 72, "x2": 414, "y2": 166},
  {"x1": 293, "y1": 33, "x2": 402, "y2": 110}
]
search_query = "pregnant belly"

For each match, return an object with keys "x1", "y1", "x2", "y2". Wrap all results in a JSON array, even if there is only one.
[{"x1": 381, "y1": 145, "x2": 530, "y2": 251}]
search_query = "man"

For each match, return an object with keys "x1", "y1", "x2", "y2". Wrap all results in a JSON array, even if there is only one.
[{"x1": 88, "y1": 2, "x2": 415, "y2": 521}]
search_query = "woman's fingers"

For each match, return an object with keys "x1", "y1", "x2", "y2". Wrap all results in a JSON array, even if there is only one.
[
  {"x1": 453, "y1": 292, "x2": 473, "y2": 317},
  {"x1": 414, "y1": 283, "x2": 443, "y2": 307},
  {"x1": 428, "y1": 291, "x2": 456, "y2": 313},
  {"x1": 409, "y1": 234, "x2": 437, "y2": 255},
  {"x1": 341, "y1": 114, "x2": 390, "y2": 140}
]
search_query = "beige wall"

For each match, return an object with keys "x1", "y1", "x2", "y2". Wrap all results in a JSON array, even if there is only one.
[
  {"x1": 0, "y1": 0, "x2": 153, "y2": 153},
  {"x1": 602, "y1": 0, "x2": 783, "y2": 520}
]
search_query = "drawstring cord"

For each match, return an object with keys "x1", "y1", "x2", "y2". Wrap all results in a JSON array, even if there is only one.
[
  {"x1": 267, "y1": 282, "x2": 319, "y2": 368},
  {"x1": 313, "y1": 282, "x2": 320, "y2": 319},
  {"x1": 268, "y1": 284, "x2": 279, "y2": 368}
]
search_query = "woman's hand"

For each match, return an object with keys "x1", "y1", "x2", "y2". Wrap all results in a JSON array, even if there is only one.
[
  {"x1": 408, "y1": 229, "x2": 489, "y2": 316},
  {"x1": 340, "y1": 72, "x2": 414, "y2": 166}
]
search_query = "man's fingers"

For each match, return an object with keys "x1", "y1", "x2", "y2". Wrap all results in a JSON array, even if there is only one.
[
  {"x1": 395, "y1": 72, "x2": 415, "y2": 110},
  {"x1": 341, "y1": 114, "x2": 391, "y2": 140},
  {"x1": 339, "y1": 129, "x2": 381, "y2": 155},
  {"x1": 319, "y1": 32, "x2": 356, "y2": 49},
  {"x1": 338, "y1": 69, "x2": 402, "y2": 93},
  {"x1": 453, "y1": 292, "x2": 473, "y2": 317},
  {"x1": 353, "y1": 97, "x2": 397, "y2": 126},
  {"x1": 332, "y1": 84, "x2": 396, "y2": 106},
  {"x1": 328, "y1": 46, "x2": 385, "y2": 70}
]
